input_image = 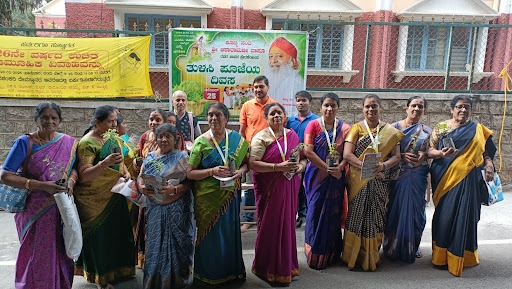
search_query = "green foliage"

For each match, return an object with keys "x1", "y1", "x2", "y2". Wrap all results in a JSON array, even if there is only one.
[
  {"x1": 146, "y1": 159, "x2": 165, "y2": 175},
  {"x1": 42, "y1": 155, "x2": 67, "y2": 180},
  {"x1": 289, "y1": 143, "x2": 304, "y2": 161},
  {"x1": 1, "y1": 0, "x2": 42, "y2": 27},
  {"x1": 328, "y1": 144, "x2": 340, "y2": 158},
  {"x1": 102, "y1": 129, "x2": 120, "y2": 153},
  {"x1": 172, "y1": 80, "x2": 203, "y2": 102}
]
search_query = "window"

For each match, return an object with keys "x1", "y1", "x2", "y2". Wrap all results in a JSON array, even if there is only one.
[
  {"x1": 405, "y1": 25, "x2": 474, "y2": 71},
  {"x1": 126, "y1": 14, "x2": 201, "y2": 66},
  {"x1": 272, "y1": 20, "x2": 344, "y2": 70}
]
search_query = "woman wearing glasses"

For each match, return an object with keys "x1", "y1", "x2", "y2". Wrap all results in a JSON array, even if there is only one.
[{"x1": 428, "y1": 95, "x2": 496, "y2": 277}]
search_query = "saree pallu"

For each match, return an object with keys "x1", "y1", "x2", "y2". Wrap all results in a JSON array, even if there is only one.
[
  {"x1": 15, "y1": 134, "x2": 77, "y2": 289},
  {"x1": 342, "y1": 123, "x2": 403, "y2": 271},
  {"x1": 252, "y1": 130, "x2": 300, "y2": 284},
  {"x1": 303, "y1": 120, "x2": 350, "y2": 269},
  {"x1": 383, "y1": 122, "x2": 431, "y2": 263},
  {"x1": 143, "y1": 150, "x2": 196, "y2": 289},
  {"x1": 74, "y1": 136, "x2": 135, "y2": 287},
  {"x1": 120, "y1": 134, "x2": 139, "y2": 235},
  {"x1": 135, "y1": 130, "x2": 158, "y2": 268},
  {"x1": 189, "y1": 131, "x2": 249, "y2": 285},
  {"x1": 430, "y1": 121, "x2": 495, "y2": 277}
]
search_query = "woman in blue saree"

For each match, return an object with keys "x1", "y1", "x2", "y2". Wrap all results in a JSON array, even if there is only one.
[
  {"x1": 383, "y1": 96, "x2": 431, "y2": 263},
  {"x1": 0, "y1": 102, "x2": 78, "y2": 289},
  {"x1": 428, "y1": 95, "x2": 495, "y2": 277},
  {"x1": 138, "y1": 123, "x2": 195, "y2": 289},
  {"x1": 187, "y1": 102, "x2": 249, "y2": 285},
  {"x1": 303, "y1": 93, "x2": 351, "y2": 270}
]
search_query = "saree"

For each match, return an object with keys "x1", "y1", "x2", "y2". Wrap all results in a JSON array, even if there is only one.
[
  {"x1": 303, "y1": 119, "x2": 351, "y2": 269},
  {"x1": 251, "y1": 129, "x2": 300, "y2": 284},
  {"x1": 430, "y1": 120, "x2": 495, "y2": 277},
  {"x1": 189, "y1": 131, "x2": 249, "y2": 285},
  {"x1": 383, "y1": 122, "x2": 431, "y2": 263},
  {"x1": 11, "y1": 134, "x2": 77, "y2": 289},
  {"x1": 143, "y1": 150, "x2": 196, "y2": 289},
  {"x1": 120, "y1": 133, "x2": 139, "y2": 234},
  {"x1": 74, "y1": 136, "x2": 135, "y2": 287},
  {"x1": 135, "y1": 130, "x2": 158, "y2": 268},
  {"x1": 342, "y1": 122, "x2": 404, "y2": 271}
]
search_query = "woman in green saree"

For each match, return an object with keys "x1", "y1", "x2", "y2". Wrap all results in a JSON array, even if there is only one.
[
  {"x1": 74, "y1": 105, "x2": 135, "y2": 289},
  {"x1": 187, "y1": 102, "x2": 249, "y2": 285}
]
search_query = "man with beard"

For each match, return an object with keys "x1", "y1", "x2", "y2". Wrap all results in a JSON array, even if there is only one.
[
  {"x1": 286, "y1": 90, "x2": 319, "y2": 228},
  {"x1": 239, "y1": 75, "x2": 277, "y2": 232},
  {"x1": 172, "y1": 90, "x2": 201, "y2": 152},
  {"x1": 267, "y1": 37, "x2": 305, "y2": 108}
]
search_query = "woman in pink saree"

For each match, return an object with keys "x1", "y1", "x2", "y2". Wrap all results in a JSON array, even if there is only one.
[
  {"x1": 249, "y1": 103, "x2": 307, "y2": 285},
  {"x1": 0, "y1": 102, "x2": 78, "y2": 289}
]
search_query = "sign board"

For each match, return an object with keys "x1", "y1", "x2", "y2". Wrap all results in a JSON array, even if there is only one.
[{"x1": 169, "y1": 28, "x2": 307, "y2": 118}]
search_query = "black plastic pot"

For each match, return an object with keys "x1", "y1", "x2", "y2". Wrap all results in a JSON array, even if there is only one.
[
  {"x1": 326, "y1": 157, "x2": 337, "y2": 168},
  {"x1": 55, "y1": 179, "x2": 68, "y2": 192}
]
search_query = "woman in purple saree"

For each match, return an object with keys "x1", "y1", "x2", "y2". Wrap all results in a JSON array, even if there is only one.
[
  {"x1": 249, "y1": 103, "x2": 307, "y2": 285},
  {"x1": 0, "y1": 102, "x2": 78, "y2": 289}
]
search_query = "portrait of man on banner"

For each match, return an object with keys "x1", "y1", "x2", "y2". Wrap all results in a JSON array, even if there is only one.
[{"x1": 266, "y1": 37, "x2": 305, "y2": 106}]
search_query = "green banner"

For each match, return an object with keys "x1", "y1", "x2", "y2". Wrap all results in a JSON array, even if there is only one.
[{"x1": 169, "y1": 28, "x2": 307, "y2": 118}]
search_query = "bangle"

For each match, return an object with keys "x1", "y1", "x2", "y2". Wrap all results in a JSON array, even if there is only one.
[
  {"x1": 25, "y1": 179, "x2": 31, "y2": 190},
  {"x1": 273, "y1": 164, "x2": 276, "y2": 172},
  {"x1": 68, "y1": 178, "x2": 76, "y2": 184},
  {"x1": 210, "y1": 168, "x2": 213, "y2": 176},
  {"x1": 99, "y1": 161, "x2": 106, "y2": 171},
  {"x1": 382, "y1": 162, "x2": 388, "y2": 171}
]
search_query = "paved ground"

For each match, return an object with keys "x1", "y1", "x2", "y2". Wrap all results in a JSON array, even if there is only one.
[{"x1": 1, "y1": 188, "x2": 512, "y2": 289}]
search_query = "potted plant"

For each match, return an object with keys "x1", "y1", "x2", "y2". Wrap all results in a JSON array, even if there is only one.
[
  {"x1": 43, "y1": 155, "x2": 69, "y2": 189},
  {"x1": 289, "y1": 143, "x2": 304, "y2": 163},
  {"x1": 326, "y1": 144, "x2": 340, "y2": 168},
  {"x1": 102, "y1": 128, "x2": 121, "y2": 154}
]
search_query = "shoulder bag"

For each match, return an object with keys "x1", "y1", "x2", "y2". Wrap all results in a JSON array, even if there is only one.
[{"x1": 0, "y1": 134, "x2": 34, "y2": 213}]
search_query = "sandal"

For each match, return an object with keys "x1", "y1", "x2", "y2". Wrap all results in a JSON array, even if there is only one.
[{"x1": 416, "y1": 251, "x2": 423, "y2": 258}]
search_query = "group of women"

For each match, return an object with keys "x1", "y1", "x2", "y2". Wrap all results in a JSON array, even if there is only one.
[{"x1": 0, "y1": 92, "x2": 497, "y2": 289}]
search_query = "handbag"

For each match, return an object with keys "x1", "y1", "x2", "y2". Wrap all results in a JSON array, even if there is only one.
[
  {"x1": 0, "y1": 135, "x2": 33, "y2": 213},
  {"x1": 481, "y1": 170, "x2": 504, "y2": 206}
]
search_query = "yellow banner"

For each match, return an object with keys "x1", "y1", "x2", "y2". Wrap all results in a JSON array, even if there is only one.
[{"x1": 0, "y1": 35, "x2": 153, "y2": 98}]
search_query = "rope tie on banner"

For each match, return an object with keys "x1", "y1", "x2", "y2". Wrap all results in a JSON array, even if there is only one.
[{"x1": 496, "y1": 59, "x2": 512, "y2": 172}]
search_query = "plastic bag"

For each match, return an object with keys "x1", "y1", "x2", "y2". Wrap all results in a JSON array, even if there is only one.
[
  {"x1": 54, "y1": 192, "x2": 83, "y2": 260},
  {"x1": 481, "y1": 170, "x2": 504, "y2": 206}
]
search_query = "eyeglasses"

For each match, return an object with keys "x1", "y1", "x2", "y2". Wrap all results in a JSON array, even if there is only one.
[{"x1": 454, "y1": 104, "x2": 471, "y2": 111}]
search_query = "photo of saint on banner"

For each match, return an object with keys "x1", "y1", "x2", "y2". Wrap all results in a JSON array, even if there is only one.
[{"x1": 169, "y1": 28, "x2": 308, "y2": 118}]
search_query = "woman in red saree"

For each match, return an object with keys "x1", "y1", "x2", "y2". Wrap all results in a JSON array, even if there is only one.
[{"x1": 249, "y1": 103, "x2": 307, "y2": 285}]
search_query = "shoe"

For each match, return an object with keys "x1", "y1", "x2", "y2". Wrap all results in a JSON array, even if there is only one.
[
  {"x1": 416, "y1": 251, "x2": 423, "y2": 258},
  {"x1": 240, "y1": 223, "x2": 252, "y2": 233},
  {"x1": 296, "y1": 216, "x2": 306, "y2": 228}
]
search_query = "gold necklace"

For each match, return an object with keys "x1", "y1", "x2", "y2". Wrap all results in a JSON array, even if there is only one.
[{"x1": 35, "y1": 131, "x2": 54, "y2": 145}]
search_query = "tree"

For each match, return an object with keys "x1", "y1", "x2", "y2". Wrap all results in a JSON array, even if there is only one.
[{"x1": 0, "y1": 0, "x2": 45, "y2": 26}]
